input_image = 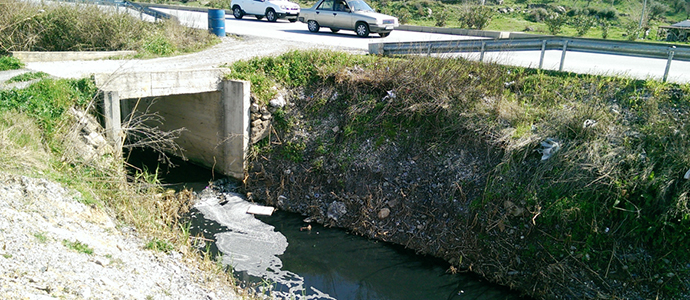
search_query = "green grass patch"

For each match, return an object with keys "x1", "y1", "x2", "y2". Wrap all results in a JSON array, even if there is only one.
[
  {"x1": 145, "y1": 238, "x2": 175, "y2": 253},
  {"x1": 62, "y1": 239, "x2": 94, "y2": 255},
  {"x1": 6, "y1": 72, "x2": 49, "y2": 83},
  {"x1": 0, "y1": 56, "x2": 23, "y2": 71},
  {"x1": 33, "y1": 232, "x2": 48, "y2": 243}
]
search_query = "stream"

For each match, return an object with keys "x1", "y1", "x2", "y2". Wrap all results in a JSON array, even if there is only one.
[{"x1": 127, "y1": 149, "x2": 527, "y2": 300}]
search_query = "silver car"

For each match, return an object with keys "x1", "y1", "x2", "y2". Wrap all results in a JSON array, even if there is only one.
[{"x1": 298, "y1": 0, "x2": 398, "y2": 37}]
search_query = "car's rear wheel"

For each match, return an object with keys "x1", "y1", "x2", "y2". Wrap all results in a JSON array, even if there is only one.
[
  {"x1": 379, "y1": 32, "x2": 390, "y2": 38},
  {"x1": 255, "y1": 15, "x2": 263, "y2": 20},
  {"x1": 355, "y1": 22, "x2": 369, "y2": 37},
  {"x1": 330, "y1": 28, "x2": 340, "y2": 33},
  {"x1": 307, "y1": 20, "x2": 320, "y2": 32},
  {"x1": 232, "y1": 6, "x2": 243, "y2": 19},
  {"x1": 266, "y1": 9, "x2": 277, "y2": 22}
]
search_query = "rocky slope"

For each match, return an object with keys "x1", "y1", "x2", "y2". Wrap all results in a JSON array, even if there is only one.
[{"x1": 0, "y1": 172, "x2": 237, "y2": 300}]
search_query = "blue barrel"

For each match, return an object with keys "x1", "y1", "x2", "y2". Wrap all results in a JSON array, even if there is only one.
[{"x1": 208, "y1": 9, "x2": 226, "y2": 37}]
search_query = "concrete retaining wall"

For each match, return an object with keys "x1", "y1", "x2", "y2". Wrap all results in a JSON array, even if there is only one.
[{"x1": 11, "y1": 51, "x2": 136, "y2": 62}]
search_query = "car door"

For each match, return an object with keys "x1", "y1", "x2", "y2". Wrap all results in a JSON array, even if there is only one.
[
  {"x1": 314, "y1": 0, "x2": 335, "y2": 27},
  {"x1": 332, "y1": 0, "x2": 355, "y2": 30},
  {"x1": 247, "y1": 0, "x2": 265, "y2": 15}
]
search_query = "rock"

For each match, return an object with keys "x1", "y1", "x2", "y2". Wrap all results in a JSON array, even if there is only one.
[
  {"x1": 250, "y1": 103, "x2": 260, "y2": 113},
  {"x1": 327, "y1": 201, "x2": 347, "y2": 222},
  {"x1": 269, "y1": 95, "x2": 286, "y2": 108},
  {"x1": 378, "y1": 208, "x2": 390, "y2": 219}
]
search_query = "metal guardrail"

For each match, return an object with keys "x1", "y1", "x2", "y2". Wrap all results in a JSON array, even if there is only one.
[
  {"x1": 58, "y1": 0, "x2": 176, "y2": 21},
  {"x1": 369, "y1": 37, "x2": 690, "y2": 82}
]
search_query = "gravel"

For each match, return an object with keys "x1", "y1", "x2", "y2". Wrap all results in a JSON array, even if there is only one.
[{"x1": 0, "y1": 172, "x2": 240, "y2": 300}]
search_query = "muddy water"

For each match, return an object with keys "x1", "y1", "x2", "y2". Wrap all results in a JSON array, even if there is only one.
[{"x1": 126, "y1": 149, "x2": 526, "y2": 300}]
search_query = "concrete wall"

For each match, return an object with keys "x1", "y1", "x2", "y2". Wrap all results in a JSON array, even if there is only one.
[
  {"x1": 97, "y1": 69, "x2": 250, "y2": 180},
  {"x1": 11, "y1": 51, "x2": 136, "y2": 62}
]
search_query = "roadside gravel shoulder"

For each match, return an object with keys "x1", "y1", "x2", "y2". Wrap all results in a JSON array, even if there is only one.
[{"x1": 0, "y1": 172, "x2": 237, "y2": 300}]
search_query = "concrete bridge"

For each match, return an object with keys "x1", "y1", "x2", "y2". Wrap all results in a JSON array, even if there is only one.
[{"x1": 94, "y1": 69, "x2": 250, "y2": 180}]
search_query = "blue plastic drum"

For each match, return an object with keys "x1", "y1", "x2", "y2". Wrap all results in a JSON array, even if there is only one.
[{"x1": 208, "y1": 9, "x2": 226, "y2": 37}]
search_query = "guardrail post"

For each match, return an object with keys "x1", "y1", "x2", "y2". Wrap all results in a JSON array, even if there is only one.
[
  {"x1": 559, "y1": 40, "x2": 568, "y2": 72},
  {"x1": 539, "y1": 40, "x2": 547, "y2": 69},
  {"x1": 480, "y1": 41, "x2": 486, "y2": 62},
  {"x1": 427, "y1": 44, "x2": 432, "y2": 56},
  {"x1": 663, "y1": 46, "x2": 676, "y2": 83}
]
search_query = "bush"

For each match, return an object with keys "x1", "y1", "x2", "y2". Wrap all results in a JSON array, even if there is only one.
[
  {"x1": 649, "y1": 2, "x2": 669, "y2": 20},
  {"x1": 458, "y1": 5, "x2": 493, "y2": 29},
  {"x1": 600, "y1": 20, "x2": 611, "y2": 39},
  {"x1": 527, "y1": 8, "x2": 549, "y2": 22},
  {"x1": 597, "y1": 7, "x2": 619, "y2": 20},
  {"x1": 571, "y1": 15, "x2": 597, "y2": 36},
  {"x1": 434, "y1": 8, "x2": 450, "y2": 27},
  {"x1": 544, "y1": 13, "x2": 567, "y2": 35}
]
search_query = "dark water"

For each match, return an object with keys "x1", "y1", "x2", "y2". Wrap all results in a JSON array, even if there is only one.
[
  {"x1": 255, "y1": 211, "x2": 523, "y2": 300},
  {"x1": 126, "y1": 149, "x2": 526, "y2": 300}
]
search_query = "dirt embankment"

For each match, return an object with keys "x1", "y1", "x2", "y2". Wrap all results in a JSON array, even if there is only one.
[{"x1": 241, "y1": 86, "x2": 661, "y2": 299}]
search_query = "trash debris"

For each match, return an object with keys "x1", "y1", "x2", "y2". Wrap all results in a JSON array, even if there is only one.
[
  {"x1": 246, "y1": 205, "x2": 275, "y2": 216},
  {"x1": 537, "y1": 138, "x2": 560, "y2": 161},
  {"x1": 504, "y1": 81, "x2": 515, "y2": 88},
  {"x1": 583, "y1": 119, "x2": 597, "y2": 128},
  {"x1": 382, "y1": 90, "x2": 396, "y2": 101},
  {"x1": 684, "y1": 168, "x2": 690, "y2": 180}
]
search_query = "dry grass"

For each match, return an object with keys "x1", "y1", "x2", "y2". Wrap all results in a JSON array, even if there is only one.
[{"x1": 0, "y1": 0, "x2": 217, "y2": 55}]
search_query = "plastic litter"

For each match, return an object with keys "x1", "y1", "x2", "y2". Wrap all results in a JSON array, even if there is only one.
[
  {"x1": 583, "y1": 119, "x2": 597, "y2": 128},
  {"x1": 537, "y1": 138, "x2": 560, "y2": 161}
]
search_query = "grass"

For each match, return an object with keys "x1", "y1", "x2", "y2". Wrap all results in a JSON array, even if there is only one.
[
  {"x1": 6, "y1": 72, "x2": 49, "y2": 83},
  {"x1": 229, "y1": 50, "x2": 690, "y2": 298},
  {"x1": 62, "y1": 239, "x2": 94, "y2": 255},
  {"x1": 0, "y1": 78, "x2": 258, "y2": 299},
  {"x1": 0, "y1": 56, "x2": 23, "y2": 71},
  {"x1": 33, "y1": 232, "x2": 48, "y2": 243},
  {"x1": 0, "y1": 0, "x2": 218, "y2": 56}
]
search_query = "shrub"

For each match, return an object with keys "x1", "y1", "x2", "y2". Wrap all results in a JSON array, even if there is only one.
[
  {"x1": 600, "y1": 20, "x2": 611, "y2": 39},
  {"x1": 623, "y1": 19, "x2": 642, "y2": 41},
  {"x1": 434, "y1": 8, "x2": 450, "y2": 27},
  {"x1": 544, "y1": 13, "x2": 567, "y2": 35},
  {"x1": 598, "y1": 7, "x2": 618, "y2": 20},
  {"x1": 458, "y1": 5, "x2": 494, "y2": 29},
  {"x1": 649, "y1": 2, "x2": 669, "y2": 20},
  {"x1": 527, "y1": 8, "x2": 549, "y2": 22},
  {"x1": 571, "y1": 15, "x2": 597, "y2": 36}
]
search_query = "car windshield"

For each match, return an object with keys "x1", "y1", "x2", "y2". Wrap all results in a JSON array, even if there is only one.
[{"x1": 347, "y1": 0, "x2": 374, "y2": 12}]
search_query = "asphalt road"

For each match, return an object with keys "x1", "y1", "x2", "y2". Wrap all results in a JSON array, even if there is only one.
[{"x1": 156, "y1": 7, "x2": 690, "y2": 83}]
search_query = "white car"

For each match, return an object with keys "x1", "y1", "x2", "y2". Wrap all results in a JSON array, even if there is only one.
[
  {"x1": 298, "y1": 0, "x2": 398, "y2": 37},
  {"x1": 231, "y1": 0, "x2": 301, "y2": 22}
]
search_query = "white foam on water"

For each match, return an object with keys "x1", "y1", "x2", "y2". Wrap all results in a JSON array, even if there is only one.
[{"x1": 194, "y1": 191, "x2": 335, "y2": 299}]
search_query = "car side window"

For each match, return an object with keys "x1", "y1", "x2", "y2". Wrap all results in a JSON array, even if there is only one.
[
  {"x1": 317, "y1": 0, "x2": 334, "y2": 11},
  {"x1": 335, "y1": 0, "x2": 349, "y2": 11}
]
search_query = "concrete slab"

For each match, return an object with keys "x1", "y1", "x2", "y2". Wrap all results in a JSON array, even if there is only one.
[{"x1": 11, "y1": 51, "x2": 137, "y2": 62}]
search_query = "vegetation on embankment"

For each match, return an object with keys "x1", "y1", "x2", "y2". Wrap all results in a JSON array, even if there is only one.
[
  {"x1": 0, "y1": 0, "x2": 218, "y2": 56},
  {"x1": 0, "y1": 56, "x2": 23, "y2": 71},
  {"x1": 228, "y1": 50, "x2": 690, "y2": 299},
  {"x1": 0, "y1": 77, "x2": 249, "y2": 297}
]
